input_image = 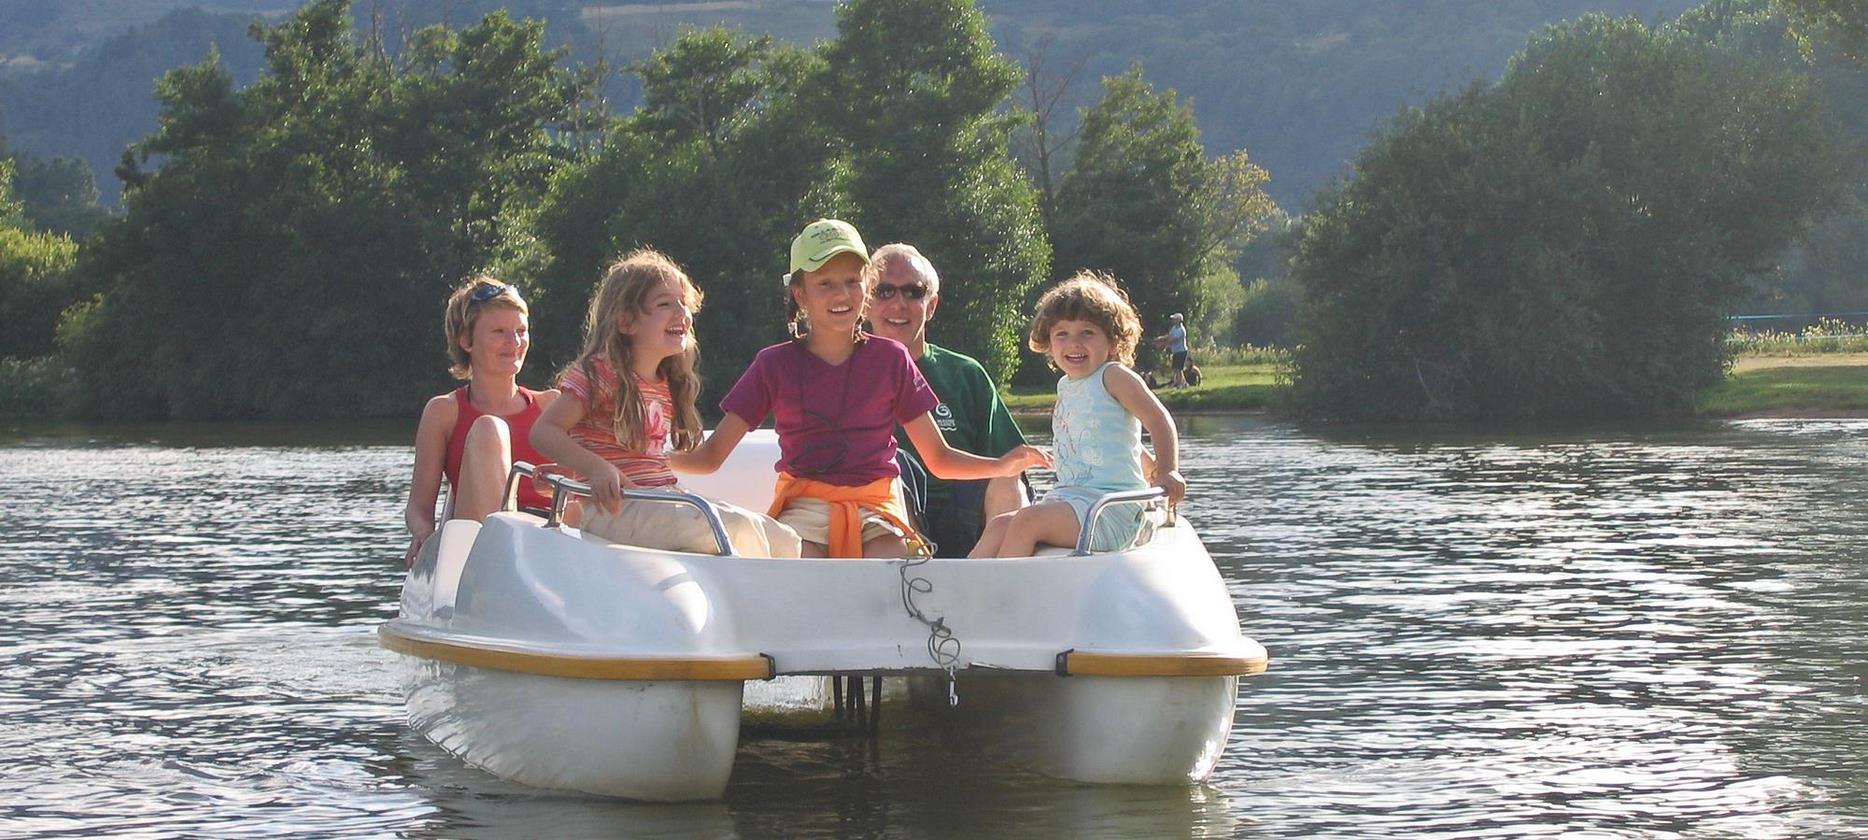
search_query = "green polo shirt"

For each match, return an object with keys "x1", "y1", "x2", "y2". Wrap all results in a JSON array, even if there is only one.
[{"x1": 894, "y1": 342, "x2": 1028, "y2": 505}]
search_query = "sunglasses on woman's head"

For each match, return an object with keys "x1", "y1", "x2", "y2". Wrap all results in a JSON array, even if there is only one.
[
  {"x1": 471, "y1": 283, "x2": 521, "y2": 305},
  {"x1": 873, "y1": 282, "x2": 930, "y2": 301}
]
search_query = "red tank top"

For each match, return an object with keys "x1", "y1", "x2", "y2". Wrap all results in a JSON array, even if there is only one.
[{"x1": 444, "y1": 386, "x2": 552, "y2": 511}]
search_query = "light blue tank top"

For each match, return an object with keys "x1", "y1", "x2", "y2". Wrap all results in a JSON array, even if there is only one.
[{"x1": 1051, "y1": 362, "x2": 1146, "y2": 494}]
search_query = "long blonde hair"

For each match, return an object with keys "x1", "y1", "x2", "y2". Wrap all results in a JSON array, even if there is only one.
[{"x1": 568, "y1": 249, "x2": 705, "y2": 452}]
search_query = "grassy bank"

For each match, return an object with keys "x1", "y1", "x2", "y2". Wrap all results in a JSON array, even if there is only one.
[
  {"x1": 1005, "y1": 362, "x2": 1285, "y2": 413},
  {"x1": 1001, "y1": 353, "x2": 1868, "y2": 418},
  {"x1": 1698, "y1": 353, "x2": 1868, "y2": 417}
]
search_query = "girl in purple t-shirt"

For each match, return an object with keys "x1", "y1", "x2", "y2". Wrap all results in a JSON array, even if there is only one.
[{"x1": 676, "y1": 219, "x2": 1049, "y2": 558}]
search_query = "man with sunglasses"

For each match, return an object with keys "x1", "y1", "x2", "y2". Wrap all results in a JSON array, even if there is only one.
[{"x1": 870, "y1": 243, "x2": 1030, "y2": 556}]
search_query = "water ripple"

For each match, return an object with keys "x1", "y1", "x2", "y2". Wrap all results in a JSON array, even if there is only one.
[{"x1": 2, "y1": 419, "x2": 1867, "y2": 837}]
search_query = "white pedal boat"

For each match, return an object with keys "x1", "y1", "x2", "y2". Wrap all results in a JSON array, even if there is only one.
[{"x1": 380, "y1": 430, "x2": 1269, "y2": 801}]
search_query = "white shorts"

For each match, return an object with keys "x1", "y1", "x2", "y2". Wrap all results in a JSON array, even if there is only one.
[
  {"x1": 775, "y1": 494, "x2": 910, "y2": 549},
  {"x1": 581, "y1": 490, "x2": 801, "y2": 557},
  {"x1": 1042, "y1": 486, "x2": 1153, "y2": 553}
]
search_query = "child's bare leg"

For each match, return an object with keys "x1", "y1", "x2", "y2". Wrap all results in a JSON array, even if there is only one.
[
  {"x1": 863, "y1": 534, "x2": 908, "y2": 558},
  {"x1": 983, "y1": 475, "x2": 1025, "y2": 520},
  {"x1": 455, "y1": 415, "x2": 514, "y2": 521},
  {"x1": 968, "y1": 511, "x2": 1016, "y2": 558},
  {"x1": 996, "y1": 502, "x2": 1083, "y2": 558}
]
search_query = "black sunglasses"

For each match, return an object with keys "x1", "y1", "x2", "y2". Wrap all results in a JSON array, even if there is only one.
[{"x1": 873, "y1": 282, "x2": 930, "y2": 301}]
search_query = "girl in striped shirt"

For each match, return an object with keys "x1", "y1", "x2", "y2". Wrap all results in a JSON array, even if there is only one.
[{"x1": 531, "y1": 249, "x2": 800, "y2": 557}]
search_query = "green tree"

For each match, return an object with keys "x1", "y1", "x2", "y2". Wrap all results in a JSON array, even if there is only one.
[
  {"x1": 536, "y1": 1, "x2": 1049, "y2": 391},
  {"x1": 0, "y1": 160, "x2": 21, "y2": 229},
  {"x1": 1229, "y1": 212, "x2": 1299, "y2": 347},
  {"x1": 1289, "y1": 14, "x2": 1845, "y2": 421},
  {"x1": 63, "y1": 0, "x2": 597, "y2": 418},
  {"x1": 530, "y1": 27, "x2": 836, "y2": 402},
  {"x1": 0, "y1": 138, "x2": 112, "y2": 239},
  {"x1": 1050, "y1": 67, "x2": 1277, "y2": 357},
  {"x1": 1772, "y1": 0, "x2": 1868, "y2": 57},
  {"x1": 1679, "y1": 0, "x2": 1868, "y2": 317},
  {"x1": 817, "y1": 0, "x2": 1050, "y2": 384},
  {"x1": 0, "y1": 159, "x2": 81, "y2": 359}
]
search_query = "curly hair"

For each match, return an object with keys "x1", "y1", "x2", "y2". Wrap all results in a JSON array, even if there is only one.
[
  {"x1": 1027, "y1": 271, "x2": 1143, "y2": 369},
  {"x1": 443, "y1": 276, "x2": 528, "y2": 380}
]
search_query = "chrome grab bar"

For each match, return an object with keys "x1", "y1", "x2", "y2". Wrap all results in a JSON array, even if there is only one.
[
  {"x1": 1074, "y1": 487, "x2": 1172, "y2": 555},
  {"x1": 506, "y1": 462, "x2": 738, "y2": 556}
]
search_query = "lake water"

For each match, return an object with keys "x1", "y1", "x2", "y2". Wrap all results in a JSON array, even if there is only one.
[{"x1": 2, "y1": 416, "x2": 1865, "y2": 838}]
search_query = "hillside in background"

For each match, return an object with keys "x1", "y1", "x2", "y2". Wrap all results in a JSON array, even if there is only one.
[
  {"x1": 0, "y1": 0, "x2": 1701, "y2": 208},
  {"x1": 0, "y1": 0, "x2": 296, "y2": 69}
]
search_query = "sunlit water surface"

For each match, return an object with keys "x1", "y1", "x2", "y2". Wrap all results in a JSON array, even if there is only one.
[{"x1": 2, "y1": 416, "x2": 1865, "y2": 838}]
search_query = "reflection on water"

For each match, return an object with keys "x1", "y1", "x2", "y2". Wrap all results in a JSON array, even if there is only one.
[{"x1": 2, "y1": 417, "x2": 1866, "y2": 837}]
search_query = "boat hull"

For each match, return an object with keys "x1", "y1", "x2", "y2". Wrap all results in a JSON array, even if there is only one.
[
  {"x1": 383, "y1": 431, "x2": 1267, "y2": 800},
  {"x1": 404, "y1": 657, "x2": 744, "y2": 800},
  {"x1": 927, "y1": 671, "x2": 1239, "y2": 784}
]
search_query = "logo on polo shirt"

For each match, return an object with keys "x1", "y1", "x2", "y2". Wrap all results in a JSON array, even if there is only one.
[{"x1": 933, "y1": 402, "x2": 955, "y2": 431}]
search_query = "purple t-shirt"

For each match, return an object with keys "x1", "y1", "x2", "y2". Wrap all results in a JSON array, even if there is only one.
[{"x1": 721, "y1": 335, "x2": 939, "y2": 486}]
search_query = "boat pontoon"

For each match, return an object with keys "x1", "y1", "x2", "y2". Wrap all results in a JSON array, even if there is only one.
[{"x1": 380, "y1": 431, "x2": 1268, "y2": 800}]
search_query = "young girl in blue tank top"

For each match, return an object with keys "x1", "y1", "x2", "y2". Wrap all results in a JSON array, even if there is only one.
[{"x1": 970, "y1": 272, "x2": 1185, "y2": 557}]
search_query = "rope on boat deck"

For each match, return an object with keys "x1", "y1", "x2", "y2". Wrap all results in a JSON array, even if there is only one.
[{"x1": 897, "y1": 551, "x2": 962, "y2": 708}]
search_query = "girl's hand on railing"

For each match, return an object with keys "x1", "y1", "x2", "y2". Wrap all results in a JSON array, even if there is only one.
[
  {"x1": 526, "y1": 463, "x2": 575, "y2": 500},
  {"x1": 585, "y1": 462, "x2": 630, "y2": 514},
  {"x1": 1157, "y1": 469, "x2": 1187, "y2": 507}
]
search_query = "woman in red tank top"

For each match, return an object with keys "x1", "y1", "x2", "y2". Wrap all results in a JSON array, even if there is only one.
[{"x1": 403, "y1": 277, "x2": 559, "y2": 566}]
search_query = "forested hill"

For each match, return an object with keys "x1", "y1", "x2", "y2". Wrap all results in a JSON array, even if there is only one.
[
  {"x1": 981, "y1": 0, "x2": 1701, "y2": 209},
  {"x1": 1, "y1": 0, "x2": 1698, "y2": 208}
]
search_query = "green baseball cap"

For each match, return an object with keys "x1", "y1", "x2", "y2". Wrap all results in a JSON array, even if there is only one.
[{"x1": 789, "y1": 219, "x2": 870, "y2": 274}]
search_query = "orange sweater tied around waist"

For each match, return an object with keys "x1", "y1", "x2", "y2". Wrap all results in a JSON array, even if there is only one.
[{"x1": 769, "y1": 473, "x2": 923, "y2": 558}]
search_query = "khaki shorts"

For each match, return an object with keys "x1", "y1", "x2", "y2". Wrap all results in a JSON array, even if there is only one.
[
  {"x1": 776, "y1": 494, "x2": 909, "y2": 549},
  {"x1": 582, "y1": 491, "x2": 801, "y2": 558}
]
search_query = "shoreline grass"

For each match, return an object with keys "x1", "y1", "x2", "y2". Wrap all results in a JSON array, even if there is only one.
[
  {"x1": 1006, "y1": 362, "x2": 1285, "y2": 414},
  {"x1": 1003, "y1": 353, "x2": 1868, "y2": 419},
  {"x1": 1698, "y1": 353, "x2": 1868, "y2": 417}
]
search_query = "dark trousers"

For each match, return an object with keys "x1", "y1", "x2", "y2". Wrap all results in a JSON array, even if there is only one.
[
  {"x1": 921, "y1": 481, "x2": 990, "y2": 558},
  {"x1": 896, "y1": 450, "x2": 990, "y2": 557}
]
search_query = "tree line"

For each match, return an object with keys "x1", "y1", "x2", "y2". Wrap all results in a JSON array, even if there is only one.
[
  {"x1": 0, "y1": 0, "x2": 1859, "y2": 421},
  {"x1": 3, "y1": 0, "x2": 1274, "y2": 419},
  {"x1": 1288, "y1": 1, "x2": 1852, "y2": 420},
  {"x1": 7, "y1": 0, "x2": 1864, "y2": 344}
]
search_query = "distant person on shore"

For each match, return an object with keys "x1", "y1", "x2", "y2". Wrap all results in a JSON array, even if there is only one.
[
  {"x1": 867, "y1": 243, "x2": 1030, "y2": 557},
  {"x1": 404, "y1": 278, "x2": 559, "y2": 566},
  {"x1": 1153, "y1": 312, "x2": 1190, "y2": 388},
  {"x1": 973, "y1": 272, "x2": 1184, "y2": 558}
]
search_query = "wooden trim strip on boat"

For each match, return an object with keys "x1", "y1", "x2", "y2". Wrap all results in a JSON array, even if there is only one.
[
  {"x1": 379, "y1": 624, "x2": 774, "y2": 681},
  {"x1": 1055, "y1": 649, "x2": 1270, "y2": 677}
]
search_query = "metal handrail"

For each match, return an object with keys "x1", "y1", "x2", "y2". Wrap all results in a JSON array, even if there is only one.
[
  {"x1": 506, "y1": 461, "x2": 738, "y2": 556},
  {"x1": 1073, "y1": 487, "x2": 1172, "y2": 555}
]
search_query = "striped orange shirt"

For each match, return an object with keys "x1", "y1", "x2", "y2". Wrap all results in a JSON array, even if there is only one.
[{"x1": 559, "y1": 358, "x2": 679, "y2": 488}]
